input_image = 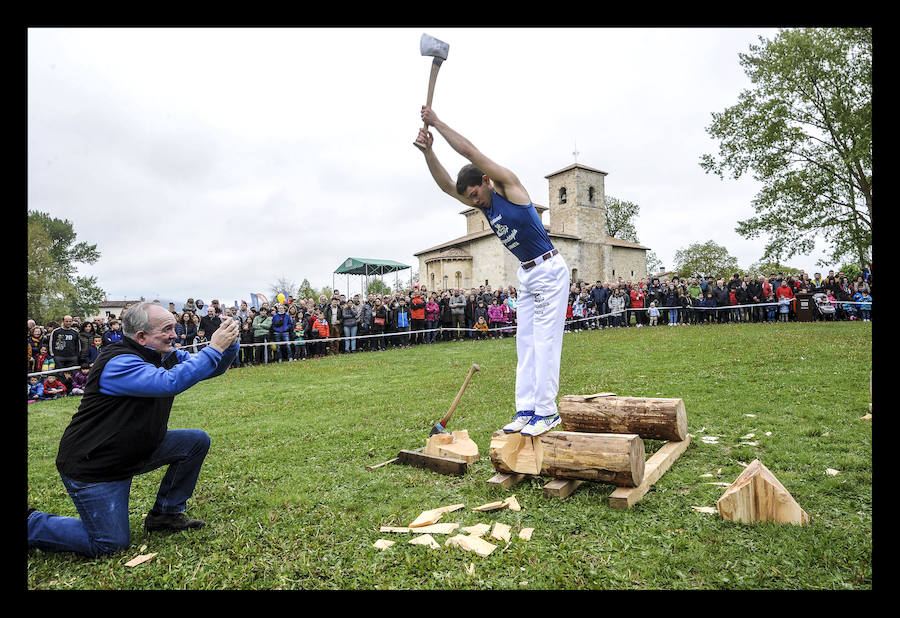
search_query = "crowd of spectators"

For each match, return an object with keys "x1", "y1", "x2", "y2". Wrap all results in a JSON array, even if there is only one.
[{"x1": 26, "y1": 266, "x2": 871, "y2": 402}]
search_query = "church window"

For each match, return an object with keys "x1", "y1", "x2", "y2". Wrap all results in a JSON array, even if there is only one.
[
  {"x1": 559, "y1": 187, "x2": 567, "y2": 204},
  {"x1": 588, "y1": 186, "x2": 595, "y2": 202}
]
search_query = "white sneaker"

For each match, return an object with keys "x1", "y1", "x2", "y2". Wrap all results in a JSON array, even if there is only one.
[
  {"x1": 520, "y1": 413, "x2": 561, "y2": 437},
  {"x1": 502, "y1": 410, "x2": 535, "y2": 433}
]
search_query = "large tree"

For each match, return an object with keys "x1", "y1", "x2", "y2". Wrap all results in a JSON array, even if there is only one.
[
  {"x1": 673, "y1": 240, "x2": 741, "y2": 281},
  {"x1": 605, "y1": 195, "x2": 641, "y2": 243},
  {"x1": 28, "y1": 211, "x2": 105, "y2": 324},
  {"x1": 700, "y1": 28, "x2": 872, "y2": 269}
]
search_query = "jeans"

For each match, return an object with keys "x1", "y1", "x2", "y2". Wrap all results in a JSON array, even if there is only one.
[
  {"x1": 343, "y1": 324, "x2": 358, "y2": 351},
  {"x1": 425, "y1": 320, "x2": 438, "y2": 343},
  {"x1": 272, "y1": 331, "x2": 291, "y2": 361},
  {"x1": 28, "y1": 429, "x2": 210, "y2": 557},
  {"x1": 669, "y1": 309, "x2": 678, "y2": 324}
]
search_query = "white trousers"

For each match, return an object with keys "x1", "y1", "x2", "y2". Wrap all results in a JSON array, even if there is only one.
[{"x1": 514, "y1": 252, "x2": 569, "y2": 417}]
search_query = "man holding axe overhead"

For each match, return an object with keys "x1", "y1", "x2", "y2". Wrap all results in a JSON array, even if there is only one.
[{"x1": 415, "y1": 105, "x2": 569, "y2": 437}]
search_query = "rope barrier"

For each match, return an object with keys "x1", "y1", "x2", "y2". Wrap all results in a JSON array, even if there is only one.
[{"x1": 26, "y1": 299, "x2": 872, "y2": 378}]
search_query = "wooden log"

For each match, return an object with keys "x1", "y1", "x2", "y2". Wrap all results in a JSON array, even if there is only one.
[
  {"x1": 609, "y1": 435, "x2": 691, "y2": 509},
  {"x1": 489, "y1": 430, "x2": 645, "y2": 487},
  {"x1": 715, "y1": 459, "x2": 810, "y2": 525},
  {"x1": 396, "y1": 450, "x2": 467, "y2": 476},
  {"x1": 558, "y1": 395, "x2": 688, "y2": 441}
]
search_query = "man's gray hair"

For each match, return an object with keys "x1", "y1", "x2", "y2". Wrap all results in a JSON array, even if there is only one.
[{"x1": 122, "y1": 302, "x2": 156, "y2": 338}]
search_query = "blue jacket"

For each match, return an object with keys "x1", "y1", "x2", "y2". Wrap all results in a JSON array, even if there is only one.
[
  {"x1": 270, "y1": 311, "x2": 293, "y2": 334},
  {"x1": 98, "y1": 340, "x2": 238, "y2": 398}
]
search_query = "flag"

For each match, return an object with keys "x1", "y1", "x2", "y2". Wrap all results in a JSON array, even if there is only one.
[{"x1": 250, "y1": 293, "x2": 269, "y2": 309}]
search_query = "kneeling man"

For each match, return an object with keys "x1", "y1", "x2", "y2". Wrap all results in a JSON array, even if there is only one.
[{"x1": 28, "y1": 302, "x2": 240, "y2": 557}]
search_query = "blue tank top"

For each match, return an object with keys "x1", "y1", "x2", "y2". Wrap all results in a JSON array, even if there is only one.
[{"x1": 483, "y1": 191, "x2": 554, "y2": 263}]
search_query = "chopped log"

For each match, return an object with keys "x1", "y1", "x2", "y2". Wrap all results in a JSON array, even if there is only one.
[
  {"x1": 715, "y1": 459, "x2": 810, "y2": 525},
  {"x1": 558, "y1": 395, "x2": 688, "y2": 441},
  {"x1": 424, "y1": 430, "x2": 480, "y2": 463},
  {"x1": 609, "y1": 436, "x2": 691, "y2": 509},
  {"x1": 489, "y1": 430, "x2": 645, "y2": 487},
  {"x1": 396, "y1": 449, "x2": 467, "y2": 476}
]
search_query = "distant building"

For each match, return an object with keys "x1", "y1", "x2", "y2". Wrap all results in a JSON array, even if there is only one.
[{"x1": 415, "y1": 163, "x2": 650, "y2": 290}]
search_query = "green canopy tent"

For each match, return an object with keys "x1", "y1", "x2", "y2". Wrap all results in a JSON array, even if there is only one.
[{"x1": 333, "y1": 257, "x2": 412, "y2": 297}]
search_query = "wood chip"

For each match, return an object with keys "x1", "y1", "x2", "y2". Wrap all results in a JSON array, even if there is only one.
[
  {"x1": 703, "y1": 482, "x2": 732, "y2": 487},
  {"x1": 861, "y1": 413, "x2": 872, "y2": 420},
  {"x1": 826, "y1": 468, "x2": 840, "y2": 476},
  {"x1": 490, "y1": 522, "x2": 511, "y2": 543},
  {"x1": 409, "y1": 509, "x2": 442, "y2": 528},
  {"x1": 373, "y1": 539, "x2": 395, "y2": 550},
  {"x1": 691, "y1": 506, "x2": 718, "y2": 514},
  {"x1": 518, "y1": 527, "x2": 534, "y2": 541},
  {"x1": 745, "y1": 414, "x2": 756, "y2": 418},
  {"x1": 472, "y1": 500, "x2": 508, "y2": 512},
  {"x1": 502, "y1": 495, "x2": 521, "y2": 511},
  {"x1": 409, "y1": 534, "x2": 441, "y2": 549},
  {"x1": 380, "y1": 523, "x2": 460, "y2": 534},
  {"x1": 466, "y1": 563, "x2": 475, "y2": 575},
  {"x1": 699, "y1": 473, "x2": 714, "y2": 478},
  {"x1": 741, "y1": 433, "x2": 755, "y2": 440},
  {"x1": 433, "y1": 503, "x2": 465, "y2": 514},
  {"x1": 124, "y1": 553, "x2": 158, "y2": 567},
  {"x1": 460, "y1": 523, "x2": 491, "y2": 537},
  {"x1": 445, "y1": 534, "x2": 497, "y2": 557}
]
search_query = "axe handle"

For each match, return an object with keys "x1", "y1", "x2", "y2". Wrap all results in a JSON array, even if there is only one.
[
  {"x1": 438, "y1": 364, "x2": 479, "y2": 428},
  {"x1": 414, "y1": 60, "x2": 442, "y2": 150}
]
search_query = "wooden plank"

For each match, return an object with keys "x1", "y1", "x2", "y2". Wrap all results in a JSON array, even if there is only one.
[
  {"x1": 542, "y1": 478, "x2": 584, "y2": 499},
  {"x1": 608, "y1": 435, "x2": 690, "y2": 509},
  {"x1": 486, "y1": 472, "x2": 528, "y2": 489},
  {"x1": 396, "y1": 449, "x2": 467, "y2": 476}
]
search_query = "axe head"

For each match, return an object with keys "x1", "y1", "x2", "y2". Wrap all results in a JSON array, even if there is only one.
[
  {"x1": 420, "y1": 33, "x2": 449, "y2": 65},
  {"x1": 429, "y1": 422, "x2": 448, "y2": 436}
]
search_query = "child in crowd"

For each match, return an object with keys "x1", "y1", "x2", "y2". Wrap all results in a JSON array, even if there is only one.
[
  {"x1": 425, "y1": 294, "x2": 441, "y2": 344},
  {"x1": 35, "y1": 345, "x2": 50, "y2": 373},
  {"x1": 192, "y1": 328, "x2": 208, "y2": 353},
  {"x1": 83, "y1": 335, "x2": 102, "y2": 365},
  {"x1": 648, "y1": 301, "x2": 660, "y2": 326},
  {"x1": 473, "y1": 316, "x2": 489, "y2": 340},
  {"x1": 571, "y1": 295, "x2": 586, "y2": 332},
  {"x1": 474, "y1": 299, "x2": 489, "y2": 334},
  {"x1": 293, "y1": 309, "x2": 308, "y2": 359},
  {"x1": 766, "y1": 293, "x2": 777, "y2": 322},
  {"x1": 27, "y1": 375, "x2": 45, "y2": 402},
  {"x1": 70, "y1": 363, "x2": 90, "y2": 395},
  {"x1": 778, "y1": 295, "x2": 791, "y2": 322},
  {"x1": 854, "y1": 289, "x2": 872, "y2": 321},
  {"x1": 310, "y1": 310, "x2": 329, "y2": 357},
  {"x1": 393, "y1": 297, "x2": 411, "y2": 348},
  {"x1": 488, "y1": 298, "x2": 506, "y2": 338},
  {"x1": 42, "y1": 374, "x2": 67, "y2": 399}
]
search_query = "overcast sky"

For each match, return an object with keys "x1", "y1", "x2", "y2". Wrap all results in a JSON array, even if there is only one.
[{"x1": 27, "y1": 27, "x2": 834, "y2": 307}]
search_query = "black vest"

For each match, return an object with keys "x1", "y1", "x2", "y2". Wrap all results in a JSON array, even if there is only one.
[{"x1": 56, "y1": 337, "x2": 180, "y2": 482}]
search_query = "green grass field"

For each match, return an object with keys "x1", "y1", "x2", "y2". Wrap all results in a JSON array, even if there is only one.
[{"x1": 26, "y1": 322, "x2": 872, "y2": 589}]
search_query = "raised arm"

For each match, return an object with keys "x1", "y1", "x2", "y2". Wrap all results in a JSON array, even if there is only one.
[
  {"x1": 416, "y1": 127, "x2": 467, "y2": 205},
  {"x1": 420, "y1": 106, "x2": 530, "y2": 205}
]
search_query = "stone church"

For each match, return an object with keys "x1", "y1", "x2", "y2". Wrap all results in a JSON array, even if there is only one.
[{"x1": 415, "y1": 163, "x2": 650, "y2": 291}]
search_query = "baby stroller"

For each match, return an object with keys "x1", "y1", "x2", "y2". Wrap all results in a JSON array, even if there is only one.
[{"x1": 813, "y1": 293, "x2": 836, "y2": 321}]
